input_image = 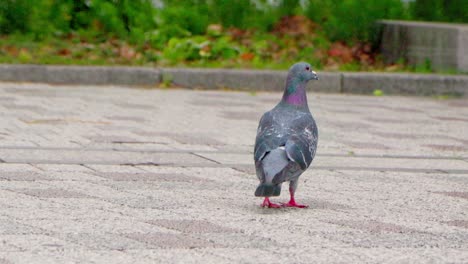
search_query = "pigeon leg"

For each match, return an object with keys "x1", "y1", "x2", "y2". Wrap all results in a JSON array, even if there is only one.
[
  {"x1": 261, "y1": 197, "x2": 282, "y2": 208},
  {"x1": 282, "y1": 180, "x2": 308, "y2": 208}
]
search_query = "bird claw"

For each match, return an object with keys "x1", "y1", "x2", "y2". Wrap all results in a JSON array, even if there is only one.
[
  {"x1": 262, "y1": 203, "x2": 282, "y2": 208},
  {"x1": 261, "y1": 198, "x2": 282, "y2": 208},
  {"x1": 281, "y1": 201, "x2": 309, "y2": 208}
]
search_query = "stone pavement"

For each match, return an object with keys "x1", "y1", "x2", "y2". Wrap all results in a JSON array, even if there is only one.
[{"x1": 0, "y1": 82, "x2": 467, "y2": 263}]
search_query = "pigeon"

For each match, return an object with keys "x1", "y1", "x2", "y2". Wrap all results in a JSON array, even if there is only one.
[{"x1": 254, "y1": 62, "x2": 319, "y2": 208}]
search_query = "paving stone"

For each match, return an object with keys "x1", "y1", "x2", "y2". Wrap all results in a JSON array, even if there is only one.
[
  {"x1": 105, "y1": 116, "x2": 147, "y2": 123},
  {"x1": 0, "y1": 258, "x2": 13, "y2": 264},
  {"x1": 0, "y1": 234, "x2": 72, "y2": 252},
  {"x1": 0, "y1": 164, "x2": 41, "y2": 172},
  {"x1": 113, "y1": 102, "x2": 155, "y2": 110},
  {"x1": 123, "y1": 233, "x2": 217, "y2": 249},
  {"x1": 158, "y1": 132, "x2": 225, "y2": 146},
  {"x1": 424, "y1": 144, "x2": 468, "y2": 152},
  {"x1": 443, "y1": 220, "x2": 468, "y2": 229},
  {"x1": 22, "y1": 218, "x2": 169, "y2": 234},
  {"x1": 0, "y1": 83, "x2": 467, "y2": 263},
  {"x1": 435, "y1": 191, "x2": 468, "y2": 200},
  {"x1": 33, "y1": 164, "x2": 94, "y2": 173},
  {"x1": 221, "y1": 111, "x2": 260, "y2": 121},
  {"x1": 95, "y1": 172, "x2": 204, "y2": 182},
  {"x1": 0, "y1": 219, "x2": 44, "y2": 235},
  {"x1": 147, "y1": 220, "x2": 240, "y2": 233},
  {"x1": 11, "y1": 188, "x2": 92, "y2": 199},
  {"x1": 53, "y1": 232, "x2": 150, "y2": 250},
  {"x1": 0, "y1": 172, "x2": 50, "y2": 181},
  {"x1": 329, "y1": 220, "x2": 419, "y2": 234}
]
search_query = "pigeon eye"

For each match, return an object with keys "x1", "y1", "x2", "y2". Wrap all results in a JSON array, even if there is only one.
[{"x1": 305, "y1": 66, "x2": 310, "y2": 71}]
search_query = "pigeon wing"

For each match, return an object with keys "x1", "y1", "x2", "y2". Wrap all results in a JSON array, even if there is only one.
[
  {"x1": 254, "y1": 111, "x2": 286, "y2": 162},
  {"x1": 285, "y1": 115, "x2": 318, "y2": 170}
]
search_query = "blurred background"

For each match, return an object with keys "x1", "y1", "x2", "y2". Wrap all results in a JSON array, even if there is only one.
[{"x1": 0, "y1": 0, "x2": 467, "y2": 73}]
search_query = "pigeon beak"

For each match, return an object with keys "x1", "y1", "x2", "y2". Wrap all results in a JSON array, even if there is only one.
[{"x1": 311, "y1": 70, "x2": 319, "y2": 80}]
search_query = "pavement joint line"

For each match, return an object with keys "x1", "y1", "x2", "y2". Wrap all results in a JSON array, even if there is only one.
[
  {"x1": 1, "y1": 160, "x2": 468, "y2": 174},
  {"x1": 189, "y1": 152, "x2": 222, "y2": 164},
  {"x1": 0, "y1": 145, "x2": 466, "y2": 160},
  {"x1": 81, "y1": 164, "x2": 99, "y2": 172}
]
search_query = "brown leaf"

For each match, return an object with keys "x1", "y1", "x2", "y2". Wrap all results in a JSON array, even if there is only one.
[
  {"x1": 57, "y1": 48, "x2": 71, "y2": 56},
  {"x1": 119, "y1": 45, "x2": 136, "y2": 60},
  {"x1": 240, "y1": 52, "x2": 255, "y2": 61}
]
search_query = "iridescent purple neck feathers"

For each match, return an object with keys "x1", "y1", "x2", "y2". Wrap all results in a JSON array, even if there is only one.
[{"x1": 281, "y1": 76, "x2": 308, "y2": 107}]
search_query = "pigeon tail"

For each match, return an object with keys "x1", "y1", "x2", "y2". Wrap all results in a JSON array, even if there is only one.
[
  {"x1": 255, "y1": 183, "x2": 281, "y2": 197},
  {"x1": 255, "y1": 147, "x2": 289, "y2": 197}
]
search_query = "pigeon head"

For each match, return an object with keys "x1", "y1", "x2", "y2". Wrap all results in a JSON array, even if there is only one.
[
  {"x1": 282, "y1": 62, "x2": 318, "y2": 107},
  {"x1": 288, "y1": 62, "x2": 319, "y2": 83}
]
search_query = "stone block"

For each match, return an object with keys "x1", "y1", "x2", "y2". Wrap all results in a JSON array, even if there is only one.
[
  {"x1": 379, "y1": 20, "x2": 468, "y2": 72},
  {"x1": 46, "y1": 65, "x2": 110, "y2": 85},
  {"x1": 342, "y1": 72, "x2": 468, "y2": 96},
  {"x1": 309, "y1": 71, "x2": 342, "y2": 93},
  {"x1": 161, "y1": 68, "x2": 341, "y2": 93},
  {"x1": 46, "y1": 65, "x2": 160, "y2": 86},
  {"x1": 0, "y1": 64, "x2": 47, "y2": 83},
  {"x1": 106, "y1": 66, "x2": 160, "y2": 86}
]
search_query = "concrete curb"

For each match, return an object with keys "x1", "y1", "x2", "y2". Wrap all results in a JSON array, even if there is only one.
[
  {"x1": 1, "y1": 64, "x2": 467, "y2": 96},
  {"x1": 0, "y1": 64, "x2": 161, "y2": 86}
]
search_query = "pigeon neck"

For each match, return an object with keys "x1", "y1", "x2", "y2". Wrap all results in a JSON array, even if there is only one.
[{"x1": 281, "y1": 77, "x2": 308, "y2": 107}]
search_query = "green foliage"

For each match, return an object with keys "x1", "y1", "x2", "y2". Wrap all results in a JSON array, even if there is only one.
[
  {"x1": 411, "y1": 0, "x2": 468, "y2": 23},
  {"x1": 305, "y1": 0, "x2": 408, "y2": 43},
  {"x1": 160, "y1": 0, "x2": 279, "y2": 33},
  {"x1": 0, "y1": 0, "x2": 35, "y2": 34},
  {"x1": 0, "y1": 0, "x2": 155, "y2": 41},
  {"x1": 412, "y1": 58, "x2": 434, "y2": 73},
  {"x1": 162, "y1": 36, "x2": 209, "y2": 62},
  {"x1": 1, "y1": 0, "x2": 468, "y2": 72},
  {"x1": 211, "y1": 36, "x2": 240, "y2": 59},
  {"x1": 162, "y1": 35, "x2": 241, "y2": 64}
]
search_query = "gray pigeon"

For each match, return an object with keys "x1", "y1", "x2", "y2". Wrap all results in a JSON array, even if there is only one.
[{"x1": 254, "y1": 62, "x2": 319, "y2": 208}]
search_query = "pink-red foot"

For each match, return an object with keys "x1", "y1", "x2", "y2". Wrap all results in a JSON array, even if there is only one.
[
  {"x1": 261, "y1": 197, "x2": 282, "y2": 208},
  {"x1": 281, "y1": 200, "x2": 309, "y2": 208}
]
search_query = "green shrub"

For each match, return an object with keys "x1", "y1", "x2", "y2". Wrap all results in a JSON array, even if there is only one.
[
  {"x1": 411, "y1": 0, "x2": 468, "y2": 23},
  {"x1": 305, "y1": 0, "x2": 408, "y2": 43},
  {"x1": 0, "y1": 0, "x2": 35, "y2": 34},
  {"x1": 0, "y1": 0, "x2": 156, "y2": 41}
]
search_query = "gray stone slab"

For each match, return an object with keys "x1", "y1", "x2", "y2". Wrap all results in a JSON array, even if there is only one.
[
  {"x1": 161, "y1": 68, "x2": 285, "y2": 91},
  {"x1": 0, "y1": 149, "x2": 212, "y2": 166},
  {"x1": 106, "y1": 66, "x2": 160, "y2": 86},
  {"x1": 147, "y1": 219, "x2": 240, "y2": 233},
  {"x1": 0, "y1": 64, "x2": 47, "y2": 83},
  {"x1": 1, "y1": 234, "x2": 72, "y2": 252},
  {"x1": 329, "y1": 220, "x2": 419, "y2": 234},
  {"x1": 54, "y1": 232, "x2": 149, "y2": 250},
  {"x1": 46, "y1": 65, "x2": 110, "y2": 85},
  {"x1": 162, "y1": 68, "x2": 341, "y2": 93},
  {"x1": 46, "y1": 65, "x2": 160, "y2": 86},
  {"x1": 342, "y1": 72, "x2": 468, "y2": 96},
  {"x1": 11, "y1": 188, "x2": 92, "y2": 198},
  {"x1": 123, "y1": 232, "x2": 217, "y2": 249},
  {"x1": 0, "y1": 171, "x2": 50, "y2": 181},
  {"x1": 0, "y1": 258, "x2": 12, "y2": 264},
  {"x1": 95, "y1": 172, "x2": 203, "y2": 182},
  {"x1": 379, "y1": 20, "x2": 468, "y2": 72},
  {"x1": 434, "y1": 191, "x2": 468, "y2": 200},
  {"x1": 2, "y1": 64, "x2": 468, "y2": 96},
  {"x1": 0, "y1": 219, "x2": 43, "y2": 235},
  {"x1": 310, "y1": 71, "x2": 341, "y2": 93}
]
